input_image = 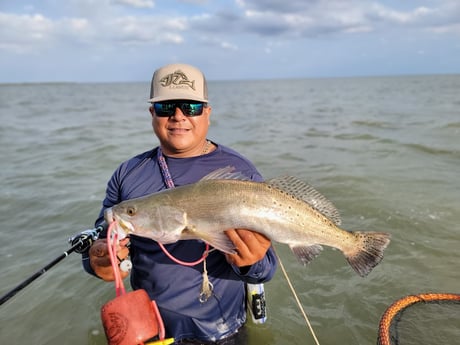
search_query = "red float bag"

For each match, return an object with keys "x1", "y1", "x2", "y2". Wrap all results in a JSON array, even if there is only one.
[
  {"x1": 101, "y1": 289, "x2": 164, "y2": 345},
  {"x1": 101, "y1": 223, "x2": 166, "y2": 345}
]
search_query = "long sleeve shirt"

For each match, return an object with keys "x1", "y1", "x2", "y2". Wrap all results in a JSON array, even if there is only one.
[{"x1": 83, "y1": 143, "x2": 277, "y2": 342}]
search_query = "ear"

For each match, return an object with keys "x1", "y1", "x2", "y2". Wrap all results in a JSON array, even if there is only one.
[
  {"x1": 149, "y1": 106, "x2": 155, "y2": 117},
  {"x1": 206, "y1": 105, "x2": 212, "y2": 124}
]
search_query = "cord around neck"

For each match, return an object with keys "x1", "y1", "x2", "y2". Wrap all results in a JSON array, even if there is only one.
[{"x1": 156, "y1": 146, "x2": 210, "y2": 266}]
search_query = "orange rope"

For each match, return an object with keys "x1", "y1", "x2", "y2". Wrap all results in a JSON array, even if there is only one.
[{"x1": 377, "y1": 293, "x2": 460, "y2": 345}]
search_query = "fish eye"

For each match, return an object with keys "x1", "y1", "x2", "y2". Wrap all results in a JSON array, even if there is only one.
[{"x1": 126, "y1": 206, "x2": 136, "y2": 216}]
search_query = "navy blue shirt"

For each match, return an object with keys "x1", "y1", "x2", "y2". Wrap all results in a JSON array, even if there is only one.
[{"x1": 84, "y1": 143, "x2": 277, "y2": 342}]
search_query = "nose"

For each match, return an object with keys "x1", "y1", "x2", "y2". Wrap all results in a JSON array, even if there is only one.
[{"x1": 169, "y1": 106, "x2": 186, "y2": 120}]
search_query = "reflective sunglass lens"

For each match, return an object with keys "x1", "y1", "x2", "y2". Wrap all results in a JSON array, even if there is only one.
[{"x1": 153, "y1": 102, "x2": 204, "y2": 117}]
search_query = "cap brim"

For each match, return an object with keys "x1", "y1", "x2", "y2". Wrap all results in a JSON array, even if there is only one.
[{"x1": 148, "y1": 93, "x2": 208, "y2": 103}]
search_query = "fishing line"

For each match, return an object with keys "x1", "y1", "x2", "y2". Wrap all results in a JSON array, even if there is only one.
[{"x1": 275, "y1": 250, "x2": 321, "y2": 345}]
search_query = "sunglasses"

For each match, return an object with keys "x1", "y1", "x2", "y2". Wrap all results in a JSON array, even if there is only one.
[{"x1": 153, "y1": 101, "x2": 206, "y2": 117}]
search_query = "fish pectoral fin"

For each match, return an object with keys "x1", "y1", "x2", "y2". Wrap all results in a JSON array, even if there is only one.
[
  {"x1": 180, "y1": 227, "x2": 236, "y2": 254},
  {"x1": 289, "y1": 244, "x2": 323, "y2": 265}
]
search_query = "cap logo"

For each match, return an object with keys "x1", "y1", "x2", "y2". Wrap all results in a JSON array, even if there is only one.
[{"x1": 159, "y1": 69, "x2": 195, "y2": 91}]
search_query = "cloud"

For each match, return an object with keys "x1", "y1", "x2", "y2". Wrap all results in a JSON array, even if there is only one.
[
  {"x1": 0, "y1": 0, "x2": 459, "y2": 82},
  {"x1": 0, "y1": 13, "x2": 94, "y2": 53},
  {"x1": 108, "y1": 16, "x2": 186, "y2": 44},
  {"x1": 233, "y1": 0, "x2": 460, "y2": 37},
  {"x1": 0, "y1": 13, "x2": 53, "y2": 53},
  {"x1": 1, "y1": 0, "x2": 459, "y2": 56},
  {"x1": 112, "y1": 0, "x2": 155, "y2": 8},
  {"x1": 197, "y1": 35, "x2": 239, "y2": 50},
  {"x1": 0, "y1": 10, "x2": 188, "y2": 54}
]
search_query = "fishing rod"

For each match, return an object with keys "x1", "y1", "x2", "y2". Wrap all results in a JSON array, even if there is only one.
[{"x1": 0, "y1": 225, "x2": 103, "y2": 306}]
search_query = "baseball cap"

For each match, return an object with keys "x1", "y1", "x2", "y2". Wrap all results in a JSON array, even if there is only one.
[{"x1": 148, "y1": 63, "x2": 208, "y2": 103}]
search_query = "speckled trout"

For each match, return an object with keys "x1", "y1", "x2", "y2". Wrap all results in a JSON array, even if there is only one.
[{"x1": 105, "y1": 167, "x2": 390, "y2": 277}]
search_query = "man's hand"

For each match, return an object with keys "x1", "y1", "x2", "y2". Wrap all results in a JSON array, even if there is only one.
[
  {"x1": 89, "y1": 238, "x2": 130, "y2": 281},
  {"x1": 224, "y1": 229, "x2": 271, "y2": 267}
]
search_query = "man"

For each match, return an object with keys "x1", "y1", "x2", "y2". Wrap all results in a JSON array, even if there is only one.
[{"x1": 83, "y1": 63, "x2": 277, "y2": 344}]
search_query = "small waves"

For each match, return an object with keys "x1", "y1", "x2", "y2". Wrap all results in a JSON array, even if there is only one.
[
  {"x1": 403, "y1": 142, "x2": 460, "y2": 157},
  {"x1": 1, "y1": 76, "x2": 460, "y2": 345},
  {"x1": 333, "y1": 133, "x2": 380, "y2": 141},
  {"x1": 351, "y1": 120, "x2": 399, "y2": 129},
  {"x1": 443, "y1": 121, "x2": 460, "y2": 129}
]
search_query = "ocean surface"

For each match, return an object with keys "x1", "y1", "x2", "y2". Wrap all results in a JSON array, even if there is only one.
[{"x1": 1, "y1": 75, "x2": 459, "y2": 344}]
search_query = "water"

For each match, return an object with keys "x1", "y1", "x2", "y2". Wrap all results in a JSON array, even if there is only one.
[{"x1": 1, "y1": 75, "x2": 459, "y2": 344}]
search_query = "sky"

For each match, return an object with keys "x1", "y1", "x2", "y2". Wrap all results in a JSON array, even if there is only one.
[{"x1": 1, "y1": 0, "x2": 459, "y2": 83}]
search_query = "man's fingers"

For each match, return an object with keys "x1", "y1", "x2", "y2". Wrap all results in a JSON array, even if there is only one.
[
  {"x1": 90, "y1": 239, "x2": 108, "y2": 257},
  {"x1": 225, "y1": 229, "x2": 243, "y2": 249},
  {"x1": 223, "y1": 229, "x2": 272, "y2": 267}
]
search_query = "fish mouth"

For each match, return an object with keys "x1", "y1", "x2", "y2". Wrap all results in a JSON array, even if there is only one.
[
  {"x1": 117, "y1": 218, "x2": 135, "y2": 235},
  {"x1": 104, "y1": 208, "x2": 134, "y2": 239}
]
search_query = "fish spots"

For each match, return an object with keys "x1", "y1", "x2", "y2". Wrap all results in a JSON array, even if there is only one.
[
  {"x1": 271, "y1": 197, "x2": 304, "y2": 225},
  {"x1": 275, "y1": 185, "x2": 304, "y2": 203}
]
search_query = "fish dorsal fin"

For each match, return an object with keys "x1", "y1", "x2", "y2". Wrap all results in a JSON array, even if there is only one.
[
  {"x1": 266, "y1": 176, "x2": 342, "y2": 226},
  {"x1": 200, "y1": 166, "x2": 251, "y2": 181}
]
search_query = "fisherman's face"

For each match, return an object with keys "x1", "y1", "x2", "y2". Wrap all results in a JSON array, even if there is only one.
[{"x1": 150, "y1": 101, "x2": 211, "y2": 158}]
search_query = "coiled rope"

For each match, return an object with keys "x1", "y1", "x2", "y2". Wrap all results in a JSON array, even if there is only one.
[{"x1": 377, "y1": 292, "x2": 460, "y2": 345}]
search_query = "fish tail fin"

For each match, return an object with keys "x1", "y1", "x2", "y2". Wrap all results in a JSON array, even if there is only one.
[{"x1": 345, "y1": 231, "x2": 391, "y2": 277}]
